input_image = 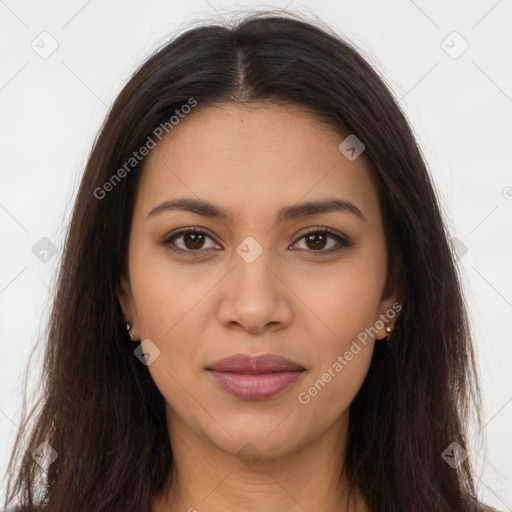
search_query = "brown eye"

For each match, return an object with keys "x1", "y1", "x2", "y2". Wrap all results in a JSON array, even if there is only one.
[
  {"x1": 163, "y1": 229, "x2": 219, "y2": 254},
  {"x1": 304, "y1": 232, "x2": 328, "y2": 250},
  {"x1": 292, "y1": 228, "x2": 350, "y2": 254},
  {"x1": 182, "y1": 232, "x2": 206, "y2": 250},
  {"x1": 162, "y1": 227, "x2": 350, "y2": 257}
]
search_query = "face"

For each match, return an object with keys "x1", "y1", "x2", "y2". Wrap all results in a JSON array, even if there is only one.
[{"x1": 118, "y1": 102, "x2": 398, "y2": 461}]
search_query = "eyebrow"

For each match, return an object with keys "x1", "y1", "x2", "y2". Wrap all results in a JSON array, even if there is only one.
[{"x1": 146, "y1": 197, "x2": 367, "y2": 224}]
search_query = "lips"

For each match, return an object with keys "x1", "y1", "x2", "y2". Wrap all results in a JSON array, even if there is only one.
[{"x1": 206, "y1": 353, "x2": 306, "y2": 401}]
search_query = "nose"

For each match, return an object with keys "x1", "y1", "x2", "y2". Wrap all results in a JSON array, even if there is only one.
[{"x1": 216, "y1": 248, "x2": 293, "y2": 335}]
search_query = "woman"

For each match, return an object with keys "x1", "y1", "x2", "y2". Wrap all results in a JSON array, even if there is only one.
[{"x1": 2, "y1": 10, "x2": 499, "y2": 512}]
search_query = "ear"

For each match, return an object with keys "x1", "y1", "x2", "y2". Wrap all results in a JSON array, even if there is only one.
[
  {"x1": 374, "y1": 287, "x2": 403, "y2": 341},
  {"x1": 117, "y1": 275, "x2": 139, "y2": 339},
  {"x1": 374, "y1": 258, "x2": 403, "y2": 340}
]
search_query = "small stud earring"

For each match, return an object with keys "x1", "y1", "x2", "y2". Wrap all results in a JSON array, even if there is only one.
[
  {"x1": 383, "y1": 325, "x2": 393, "y2": 346},
  {"x1": 126, "y1": 323, "x2": 134, "y2": 341}
]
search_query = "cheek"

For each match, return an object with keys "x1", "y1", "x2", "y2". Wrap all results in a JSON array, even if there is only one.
[
  {"x1": 296, "y1": 282, "x2": 377, "y2": 408},
  {"x1": 291, "y1": 255, "x2": 384, "y2": 407},
  {"x1": 296, "y1": 254, "x2": 386, "y2": 343},
  {"x1": 127, "y1": 251, "x2": 210, "y2": 404},
  {"x1": 292, "y1": 279, "x2": 378, "y2": 433},
  {"x1": 129, "y1": 243, "x2": 221, "y2": 341}
]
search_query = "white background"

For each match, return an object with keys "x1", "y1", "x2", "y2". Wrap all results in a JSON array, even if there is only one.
[{"x1": 1, "y1": 0, "x2": 511, "y2": 509}]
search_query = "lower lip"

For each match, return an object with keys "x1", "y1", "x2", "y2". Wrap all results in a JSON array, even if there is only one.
[{"x1": 207, "y1": 370, "x2": 305, "y2": 400}]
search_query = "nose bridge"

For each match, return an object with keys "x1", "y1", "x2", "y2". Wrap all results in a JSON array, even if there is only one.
[
  {"x1": 232, "y1": 234, "x2": 277, "y2": 296},
  {"x1": 216, "y1": 234, "x2": 292, "y2": 332}
]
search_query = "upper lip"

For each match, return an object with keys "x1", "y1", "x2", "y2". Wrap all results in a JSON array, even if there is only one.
[{"x1": 206, "y1": 353, "x2": 305, "y2": 373}]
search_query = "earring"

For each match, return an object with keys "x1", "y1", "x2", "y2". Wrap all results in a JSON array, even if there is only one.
[
  {"x1": 126, "y1": 323, "x2": 134, "y2": 341},
  {"x1": 385, "y1": 325, "x2": 393, "y2": 345}
]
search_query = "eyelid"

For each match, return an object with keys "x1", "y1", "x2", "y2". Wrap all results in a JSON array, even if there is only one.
[
  {"x1": 297, "y1": 226, "x2": 350, "y2": 243},
  {"x1": 161, "y1": 227, "x2": 219, "y2": 252},
  {"x1": 291, "y1": 227, "x2": 351, "y2": 253}
]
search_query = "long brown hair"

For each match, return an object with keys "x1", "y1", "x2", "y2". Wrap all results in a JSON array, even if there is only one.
[{"x1": 3, "y1": 10, "x2": 485, "y2": 512}]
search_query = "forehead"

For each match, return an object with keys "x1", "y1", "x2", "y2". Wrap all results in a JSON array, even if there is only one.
[{"x1": 135, "y1": 102, "x2": 381, "y2": 227}]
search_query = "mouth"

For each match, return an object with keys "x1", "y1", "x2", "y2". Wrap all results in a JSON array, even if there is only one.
[
  {"x1": 206, "y1": 369, "x2": 305, "y2": 400},
  {"x1": 205, "y1": 353, "x2": 306, "y2": 401}
]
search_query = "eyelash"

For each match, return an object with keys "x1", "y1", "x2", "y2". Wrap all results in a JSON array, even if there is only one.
[{"x1": 161, "y1": 227, "x2": 351, "y2": 257}]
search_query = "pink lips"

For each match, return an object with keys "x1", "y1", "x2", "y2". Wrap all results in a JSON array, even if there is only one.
[{"x1": 206, "y1": 353, "x2": 306, "y2": 401}]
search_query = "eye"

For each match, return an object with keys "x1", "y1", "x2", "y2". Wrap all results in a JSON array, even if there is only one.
[
  {"x1": 291, "y1": 228, "x2": 351, "y2": 254},
  {"x1": 162, "y1": 228, "x2": 219, "y2": 255},
  {"x1": 161, "y1": 227, "x2": 351, "y2": 256}
]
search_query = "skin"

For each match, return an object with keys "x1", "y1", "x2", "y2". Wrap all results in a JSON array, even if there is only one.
[{"x1": 118, "y1": 102, "x2": 398, "y2": 512}]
